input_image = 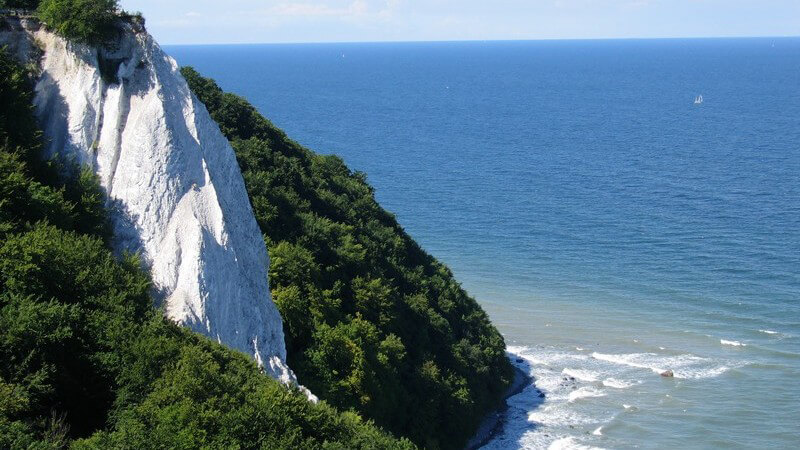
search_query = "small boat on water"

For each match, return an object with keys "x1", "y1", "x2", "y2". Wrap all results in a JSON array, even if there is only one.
[{"x1": 694, "y1": 94, "x2": 704, "y2": 105}]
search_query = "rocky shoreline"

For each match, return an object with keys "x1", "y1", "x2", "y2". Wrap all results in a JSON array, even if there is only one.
[{"x1": 466, "y1": 360, "x2": 534, "y2": 449}]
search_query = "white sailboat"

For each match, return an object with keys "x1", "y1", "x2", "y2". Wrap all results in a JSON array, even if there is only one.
[{"x1": 694, "y1": 94, "x2": 704, "y2": 105}]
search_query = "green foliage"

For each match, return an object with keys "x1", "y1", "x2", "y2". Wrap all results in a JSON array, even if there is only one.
[
  {"x1": 0, "y1": 225, "x2": 151, "y2": 437},
  {"x1": 0, "y1": 45, "x2": 40, "y2": 154},
  {"x1": 37, "y1": 0, "x2": 118, "y2": 45},
  {"x1": 118, "y1": 9, "x2": 144, "y2": 29},
  {"x1": 75, "y1": 318, "x2": 412, "y2": 450},
  {"x1": 0, "y1": 49, "x2": 410, "y2": 449},
  {"x1": 0, "y1": 1, "x2": 40, "y2": 10},
  {"x1": 183, "y1": 66, "x2": 513, "y2": 448},
  {"x1": 0, "y1": 226, "x2": 410, "y2": 448}
]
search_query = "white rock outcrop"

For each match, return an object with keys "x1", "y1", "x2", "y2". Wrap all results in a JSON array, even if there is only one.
[{"x1": 1, "y1": 19, "x2": 307, "y2": 393}]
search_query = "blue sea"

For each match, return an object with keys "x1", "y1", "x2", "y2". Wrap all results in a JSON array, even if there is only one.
[{"x1": 166, "y1": 39, "x2": 800, "y2": 449}]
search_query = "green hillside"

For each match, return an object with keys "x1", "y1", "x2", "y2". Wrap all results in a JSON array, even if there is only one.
[{"x1": 182, "y1": 67, "x2": 513, "y2": 449}]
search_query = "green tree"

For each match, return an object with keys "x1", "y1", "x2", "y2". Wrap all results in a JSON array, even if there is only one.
[{"x1": 37, "y1": 0, "x2": 118, "y2": 45}]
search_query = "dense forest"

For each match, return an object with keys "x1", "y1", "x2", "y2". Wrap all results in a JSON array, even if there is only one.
[
  {"x1": 182, "y1": 68, "x2": 513, "y2": 448},
  {"x1": 0, "y1": 48, "x2": 412, "y2": 449}
]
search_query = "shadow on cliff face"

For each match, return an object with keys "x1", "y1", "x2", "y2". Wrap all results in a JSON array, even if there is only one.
[
  {"x1": 108, "y1": 198, "x2": 147, "y2": 261},
  {"x1": 34, "y1": 71, "x2": 72, "y2": 162},
  {"x1": 99, "y1": 28, "x2": 157, "y2": 93},
  {"x1": 0, "y1": 16, "x2": 40, "y2": 60}
]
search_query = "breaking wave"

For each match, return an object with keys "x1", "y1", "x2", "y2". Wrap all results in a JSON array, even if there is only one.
[
  {"x1": 602, "y1": 378, "x2": 637, "y2": 389},
  {"x1": 568, "y1": 387, "x2": 606, "y2": 403},
  {"x1": 562, "y1": 368, "x2": 600, "y2": 382},
  {"x1": 590, "y1": 352, "x2": 730, "y2": 379}
]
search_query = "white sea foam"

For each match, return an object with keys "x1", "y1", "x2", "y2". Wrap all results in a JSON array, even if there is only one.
[
  {"x1": 508, "y1": 345, "x2": 552, "y2": 367},
  {"x1": 562, "y1": 368, "x2": 600, "y2": 382},
  {"x1": 568, "y1": 386, "x2": 606, "y2": 403},
  {"x1": 682, "y1": 365, "x2": 730, "y2": 378},
  {"x1": 602, "y1": 377, "x2": 636, "y2": 389},
  {"x1": 720, "y1": 339, "x2": 746, "y2": 347},
  {"x1": 590, "y1": 352, "x2": 728, "y2": 379},
  {"x1": 759, "y1": 329, "x2": 779, "y2": 335},
  {"x1": 528, "y1": 406, "x2": 596, "y2": 426},
  {"x1": 590, "y1": 352, "x2": 665, "y2": 373},
  {"x1": 511, "y1": 346, "x2": 591, "y2": 368},
  {"x1": 504, "y1": 345, "x2": 728, "y2": 449},
  {"x1": 548, "y1": 436, "x2": 604, "y2": 450}
]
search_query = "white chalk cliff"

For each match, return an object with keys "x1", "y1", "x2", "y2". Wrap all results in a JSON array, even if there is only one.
[{"x1": 0, "y1": 19, "x2": 308, "y2": 393}]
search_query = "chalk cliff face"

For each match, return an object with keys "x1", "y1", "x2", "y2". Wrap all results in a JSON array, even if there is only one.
[{"x1": 1, "y1": 19, "x2": 304, "y2": 390}]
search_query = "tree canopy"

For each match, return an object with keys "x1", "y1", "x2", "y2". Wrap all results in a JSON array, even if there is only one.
[{"x1": 36, "y1": 0, "x2": 118, "y2": 45}]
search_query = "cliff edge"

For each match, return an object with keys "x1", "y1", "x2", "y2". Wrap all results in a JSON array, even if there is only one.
[{"x1": 0, "y1": 17, "x2": 305, "y2": 391}]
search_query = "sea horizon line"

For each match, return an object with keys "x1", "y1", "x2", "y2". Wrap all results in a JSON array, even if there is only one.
[{"x1": 161, "y1": 34, "x2": 800, "y2": 47}]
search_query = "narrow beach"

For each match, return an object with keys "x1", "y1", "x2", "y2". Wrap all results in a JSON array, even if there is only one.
[{"x1": 466, "y1": 360, "x2": 533, "y2": 449}]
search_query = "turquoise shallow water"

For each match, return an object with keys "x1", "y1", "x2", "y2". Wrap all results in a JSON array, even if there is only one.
[{"x1": 167, "y1": 38, "x2": 800, "y2": 448}]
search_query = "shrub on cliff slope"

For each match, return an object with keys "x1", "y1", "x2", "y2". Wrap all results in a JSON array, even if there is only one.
[
  {"x1": 37, "y1": 0, "x2": 118, "y2": 45},
  {"x1": 182, "y1": 66, "x2": 514, "y2": 449},
  {"x1": 0, "y1": 48, "x2": 410, "y2": 449}
]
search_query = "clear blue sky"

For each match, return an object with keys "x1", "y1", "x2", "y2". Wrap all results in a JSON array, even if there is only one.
[{"x1": 119, "y1": 0, "x2": 799, "y2": 45}]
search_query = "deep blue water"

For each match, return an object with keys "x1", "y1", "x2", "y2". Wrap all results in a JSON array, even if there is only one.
[{"x1": 167, "y1": 39, "x2": 800, "y2": 449}]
